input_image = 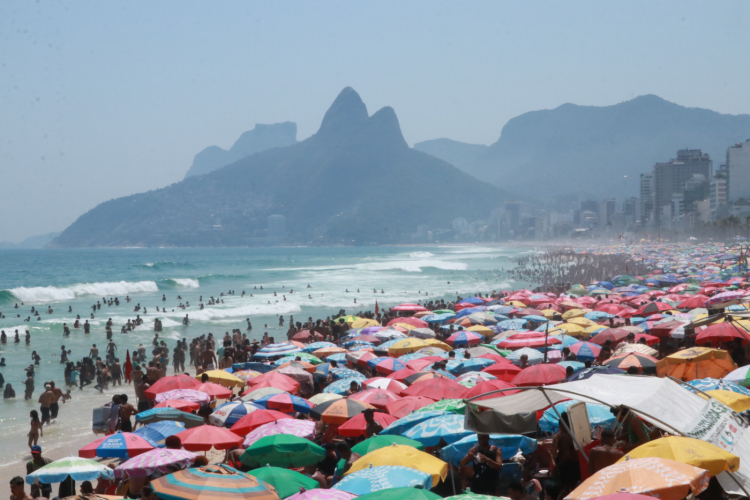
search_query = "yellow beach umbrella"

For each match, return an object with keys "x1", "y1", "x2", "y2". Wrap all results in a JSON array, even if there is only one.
[
  {"x1": 550, "y1": 323, "x2": 585, "y2": 335},
  {"x1": 351, "y1": 318, "x2": 380, "y2": 328},
  {"x1": 582, "y1": 325, "x2": 606, "y2": 337},
  {"x1": 423, "y1": 339, "x2": 452, "y2": 352},
  {"x1": 312, "y1": 346, "x2": 347, "y2": 358},
  {"x1": 706, "y1": 390, "x2": 750, "y2": 413},
  {"x1": 389, "y1": 338, "x2": 430, "y2": 356},
  {"x1": 540, "y1": 309, "x2": 559, "y2": 319},
  {"x1": 466, "y1": 325, "x2": 494, "y2": 337},
  {"x1": 620, "y1": 436, "x2": 740, "y2": 476},
  {"x1": 196, "y1": 370, "x2": 244, "y2": 388},
  {"x1": 336, "y1": 315, "x2": 361, "y2": 324},
  {"x1": 567, "y1": 317, "x2": 597, "y2": 327},
  {"x1": 562, "y1": 309, "x2": 586, "y2": 320},
  {"x1": 505, "y1": 301, "x2": 527, "y2": 308},
  {"x1": 656, "y1": 347, "x2": 737, "y2": 381},
  {"x1": 345, "y1": 444, "x2": 448, "y2": 486}
]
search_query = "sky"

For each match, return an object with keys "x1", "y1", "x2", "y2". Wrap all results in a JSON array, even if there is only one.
[{"x1": 1, "y1": 1, "x2": 749, "y2": 242}]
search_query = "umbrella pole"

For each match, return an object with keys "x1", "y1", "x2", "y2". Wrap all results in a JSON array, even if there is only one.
[
  {"x1": 541, "y1": 389, "x2": 588, "y2": 462},
  {"x1": 543, "y1": 322, "x2": 549, "y2": 363}
]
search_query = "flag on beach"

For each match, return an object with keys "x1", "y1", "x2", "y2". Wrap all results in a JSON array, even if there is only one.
[
  {"x1": 375, "y1": 301, "x2": 380, "y2": 316},
  {"x1": 124, "y1": 350, "x2": 133, "y2": 384}
]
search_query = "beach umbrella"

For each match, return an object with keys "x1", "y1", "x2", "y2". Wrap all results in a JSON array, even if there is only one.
[
  {"x1": 567, "y1": 457, "x2": 709, "y2": 500},
  {"x1": 567, "y1": 365, "x2": 625, "y2": 381},
  {"x1": 696, "y1": 322, "x2": 750, "y2": 345},
  {"x1": 248, "y1": 466, "x2": 317, "y2": 499},
  {"x1": 613, "y1": 342, "x2": 659, "y2": 357},
  {"x1": 481, "y1": 363, "x2": 522, "y2": 382},
  {"x1": 308, "y1": 393, "x2": 343, "y2": 405},
  {"x1": 539, "y1": 400, "x2": 616, "y2": 433},
  {"x1": 347, "y1": 445, "x2": 447, "y2": 486},
  {"x1": 403, "y1": 413, "x2": 472, "y2": 447},
  {"x1": 151, "y1": 464, "x2": 280, "y2": 500},
  {"x1": 366, "y1": 356, "x2": 407, "y2": 375},
  {"x1": 241, "y1": 387, "x2": 287, "y2": 402},
  {"x1": 114, "y1": 448, "x2": 196, "y2": 478},
  {"x1": 176, "y1": 425, "x2": 244, "y2": 452},
  {"x1": 648, "y1": 320, "x2": 686, "y2": 338},
  {"x1": 387, "y1": 368, "x2": 418, "y2": 382},
  {"x1": 312, "y1": 346, "x2": 346, "y2": 358},
  {"x1": 323, "y1": 377, "x2": 364, "y2": 396},
  {"x1": 254, "y1": 342, "x2": 302, "y2": 358},
  {"x1": 439, "y1": 434, "x2": 537, "y2": 466},
  {"x1": 463, "y1": 380, "x2": 520, "y2": 401},
  {"x1": 154, "y1": 399, "x2": 200, "y2": 413},
  {"x1": 276, "y1": 360, "x2": 316, "y2": 373},
  {"x1": 287, "y1": 490, "x2": 355, "y2": 500},
  {"x1": 506, "y1": 347, "x2": 544, "y2": 366},
  {"x1": 446, "y1": 358, "x2": 494, "y2": 376},
  {"x1": 706, "y1": 390, "x2": 750, "y2": 414},
  {"x1": 273, "y1": 366, "x2": 313, "y2": 390},
  {"x1": 352, "y1": 435, "x2": 425, "y2": 455},
  {"x1": 198, "y1": 370, "x2": 245, "y2": 388},
  {"x1": 231, "y1": 410, "x2": 293, "y2": 437},
  {"x1": 683, "y1": 377, "x2": 750, "y2": 397},
  {"x1": 348, "y1": 388, "x2": 401, "y2": 409},
  {"x1": 333, "y1": 466, "x2": 432, "y2": 495},
  {"x1": 253, "y1": 393, "x2": 314, "y2": 414},
  {"x1": 245, "y1": 373, "x2": 301, "y2": 395},
  {"x1": 567, "y1": 341, "x2": 601, "y2": 362},
  {"x1": 373, "y1": 329, "x2": 407, "y2": 342},
  {"x1": 330, "y1": 367, "x2": 365, "y2": 380},
  {"x1": 724, "y1": 365, "x2": 750, "y2": 387},
  {"x1": 145, "y1": 374, "x2": 201, "y2": 399},
  {"x1": 291, "y1": 330, "x2": 323, "y2": 342},
  {"x1": 456, "y1": 372, "x2": 497, "y2": 388},
  {"x1": 511, "y1": 364, "x2": 567, "y2": 387},
  {"x1": 195, "y1": 382, "x2": 234, "y2": 400},
  {"x1": 363, "y1": 377, "x2": 407, "y2": 393},
  {"x1": 446, "y1": 331, "x2": 483, "y2": 347},
  {"x1": 381, "y1": 410, "x2": 448, "y2": 436},
  {"x1": 155, "y1": 389, "x2": 211, "y2": 405},
  {"x1": 385, "y1": 396, "x2": 438, "y2": 418},
  {"x1": 310, "y1": 398, "x2": 375, "y2": 424},
  {"x1": 210, "y1": 401, "x2": 265, "y2": 427},
  {"x1": 135, "y1": 407, "x2": 205, "y2": 428},
  {"x1": 134, "y1": 421, "x2": 187, "y2": 444},
  {"x1": 677, "y1": 295, "x2": 708, "y2": 309},
  {"x1": 401, "y1": 377, "x2": 467, "y2": 399},
  {"x1": 389, "y1": 338, "x2": 430, "y2": 355},
  {"x1": 409, "y1": 327, "x2": 437, "y2": 339},
  {"x1": 656, "y1": 347, "x2": 737, "y2": 381},
  {"x1": 303, "y1": 341, "x2": 337, "y2": 353},
  {"x1": 351, "y1": 318, "x2": 381, "y2": 328},
  {"x1": 403, "y1": 371, "x2": 451, "y2": 385},
  {"x1": 79, "y1": 432, "x2": 156, "y2": 459},
  {"x1": 338, "y1": 412, "x2": 398, "y2": 437},
  {"x1": 605, "y1": 353, "x2": 658, "y2": 374},
  {"x1": 25, "y1": 456, "x2": 114, "y2": 485},
  {"x1": 241, "y1": 435, "x2": 325, "y2": 468},
  {"x1": 242, "y1": 420, "x2": 316, "y2": 447},
  {"x1": 233, "y1": 370, "x2": 263, "y2": 384},
  {"x1": 416, "y1": 399, "x2": 466, "y2": 415},
  {"x1": 387, "y1": 316, "x2": 429, "y2": 328},
  {"x1": 624, "y1": 436, "x2": 740, "y2": 476},
  {"x1": 589, "y1": 328, "x2": 630, "y2": 346}
]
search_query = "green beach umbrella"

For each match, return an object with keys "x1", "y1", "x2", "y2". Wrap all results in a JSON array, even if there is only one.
[
  {"x1": 277, "y1": 353, "x2": 322, "y2": 365},
  {"x1": 247, "y1": 466, "x2": 318, "y2": 499},
  {"x1": 417, "y1": 399, "x2": 466, "y2": 414},
  {"x1": 135, "y1": 408, "x2": 204, "y2": 428},
  {"x1": 241, "y1": 435, "x2": 325, "y2": 468},
  {"x1": 352, "y1": 435, "x2": 425, "y2": 455},
  {"x1": 356, "y1": 487, "x2": 442, "y2": 500},
  {"x1": 432, "y1": 309, "x2": 455, "y2": 315},
  {"x1": 479, "y1": 344, "x2": 510, "y2": 357}
]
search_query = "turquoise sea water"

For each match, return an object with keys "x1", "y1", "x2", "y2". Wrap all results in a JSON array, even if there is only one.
[{"x1": 0, "y1": 245, "x2": 533, "y2": 474}]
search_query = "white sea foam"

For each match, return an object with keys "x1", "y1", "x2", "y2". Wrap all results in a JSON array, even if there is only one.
[
  {"x1": 408, "y1": 251, "x2": 436, "y2": 258},
  {"x1": 264, "y1": 259, "x2": 468, "y2": 273},
  {"x1": 160, "y1": 301, "x2": 302, "y2": 322},
  {"x1": 169, "y1": 278, "x2": 200, "y2": 288},
  {"x1": 7, "y1": 281, "x2": 159, "y2": 304}
]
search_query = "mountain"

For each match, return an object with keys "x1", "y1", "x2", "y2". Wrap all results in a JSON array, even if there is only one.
[
  {"x1": 49, "y1": 88, "x2": 504, "y2": 247},
  {"x1": 0, "y1": 232, "x2": 61, "y2": 249},
  {"x1": 184, "y1": 122, "x2": 297, "y2": 178},
  {"x1": 415, "y1": 95, "x2": 750, "y2": 198}
]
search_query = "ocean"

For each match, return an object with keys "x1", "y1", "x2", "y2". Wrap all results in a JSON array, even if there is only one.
[{"x1": 0, "y1": 245, "x2": 534, "y2": 477}]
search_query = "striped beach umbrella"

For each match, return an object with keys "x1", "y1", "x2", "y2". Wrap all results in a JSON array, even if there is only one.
[
  {"x1": 133, "y1": 421, "x2": 186, "y2": 445},
  {"x1": 303, "y1": 342, "x2": 337, "y2": 353},
  {"x1": 210, "y1": 401, "x2": 265, "y2": 427},
  {"x1": 253, "y1": 393, "x2": 314, "y2": 414},
  {"x1": 254, "y1": 342, "x2": 301, "y2": 358},
  {"x1": 567, "y1": 341, "x2": 602, "y2": 362},
  {"x1": 145, "y1": 374, "x2": 201, "y2": 399},
  {"x1": 154, "y1": 389, "x2": 211, "y2": 405},
  {"x1": 309, "y1": 398, "x2": 375, "y2": 425},
  {"x1": 26, "y1": 456, "x2": 114, "y2": 484},
  {"x1": 134, "y1": 408, "x2": 204, "y2": 428},
  {"x1": 403, "y1": 413, "x2": 472, "y2": 447},
  {"x1": 230, "y1": 410, "x2": 292, "y2": 437},
  {"x1": 322, "y1": 377, "x2": 364, "y2": 396},
  {"x1": 366, "y1": 356, "x2": 407, "y2": 375},
  {"x1": 684, "y1": 377, "x2": 750, "y2": 396},
  {"x1": 233, "y1": 370, "x2": 263, "y2": 384},
  {"x1": 242, "y1": 420, "x2": 316, "y2": 447},
  {"x1": 114, "y1": 448, "x2": 197, "y2": 478},
  {"x1": 151, "y1": 464, "x2": 279, "y2": 500},
  {"x1": 381, "y1": 410, "x2": 448, "y2": 436},
  {"x1": 446, "y1": 331, "x2": 483, "y2": 347}
]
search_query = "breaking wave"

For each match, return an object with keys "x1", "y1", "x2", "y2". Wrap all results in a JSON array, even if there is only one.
[
  {"x1": 162, "y1": 278, "x2": 200, "y2": 288},
  {"x1": 3, "y1": 281, "x2": 159, "y2": 304}
]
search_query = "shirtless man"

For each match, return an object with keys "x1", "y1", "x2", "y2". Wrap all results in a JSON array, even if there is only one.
[
  {"x1": 588, "y1": 429, "x2": 624, "y2": 476},
  {"x1": 199, "y1": 344, "x2": 217, "y2": 371},
  {"x1": 136, "y1": 375, "x2": 152, "y2": 413},
  {"x1": 38, "y1": 385, "x2": 54, "y2": 426},
  {"x1": 89, "y1": 344, "x2": 99, "y2": 359},
  {"x1": 146, "y1": 362, "x2": 161, "y2": 383},
  {"x1": 218, "y1": 351, "x2": 233, "y2": 370},
  {"x1": 48, "y1": 381, "x2": 63, "y2": 420}
]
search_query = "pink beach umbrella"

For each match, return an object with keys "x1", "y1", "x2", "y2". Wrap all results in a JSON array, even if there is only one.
[
  {"x1": 242, "y1": 419, "x2": 316, "y2": 447},
  {"x1": 114, "y1": 448, "x2": 197, "y2": 478},
  {"x1": 154, "y1": 389, "x2": 211, "y2": 405}
]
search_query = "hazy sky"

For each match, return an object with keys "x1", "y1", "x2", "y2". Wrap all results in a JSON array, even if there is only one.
[{"x1": 2, "y1": 1, "x2": 749, "y2": 242}]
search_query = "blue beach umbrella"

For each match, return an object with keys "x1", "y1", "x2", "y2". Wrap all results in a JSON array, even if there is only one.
[
  {"x1": 303, "y1": 342, "x2": 337, "y2": 353},
  {"x1": 506, "y1": 347, "x2": 544, "y2": 366},
  {"x1": 446, "y1": 358, "x2": 494, "y2": 376},
  {"x1": 496, "y1": 319, "x2": 528, "y2": 331},
  {"x1": 585, "y1": 311, "x2": 615, "y2": 321},
  {"x1": 342, "y1": 340, "x2": 374, "y2": 349},
  {"x1": 331, "y1": 368, "x2": 364, "y2": 380},
  {"x1": 524, "y1": 315, "x2": 549, "y2": 323},
  {"x1": 133, "y1": 421, "x2": 186, "y2": 446},
  {"x1": 398, "y1": 352, "x2": 431, "y2": 363},
  {"x1": 326, "y1": 353, "x2": 348, "y2": 363},
  {"x1": 568, "y1": 341, "x2": 601, "y2": 362},
  {"x1": 333, "y1": 466, "x2": 432, "y2": 495},
  {"x1": 209, "y1": 401, "x2": 265, "y2": 427},
  {"x1": 323, "y1": 377, "x2": 364, "y2": 396},
  {"x1": 403, "y1": 413, "x2": 473, "y2": 447},
  {"x1": 683, "y1": 377, "x2": 750, "y2": 397},
  {"x1": 440, "y1": 434, "x2": 537, "y2": 466},
  {"x1": 539, "y1": 400, "x2": 616, "y2": 433},
  {"x1": 558, "y1": 361, "x2": 586, "y2": 373},
  {"x1": 253, "y1": 342, "x2": 301, "y2": 358},
  {"x1": 253, "y1": 393, "x2": 313, "y2": 414},
  {"x1": 381, "y1": 411, "x2": 449, "y2": 436}
]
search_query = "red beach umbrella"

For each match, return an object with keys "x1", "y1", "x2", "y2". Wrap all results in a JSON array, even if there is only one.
[
  {"x1": 696, "y1": 322, "x2": 750, "y2": 345},
  {"x1": 511, "y1": 364, "x2": 567, "y2": 387},
  {"x1": 244, "y1": 372, "x2": 300, "y2": 395},
  {"x1": 391, "y1": 303, "x2": 429, "y2": 312},
  {"x1": 337, "y1": 412, "x2": 398, "y2": 437},
  {"x1": 463, "y1": 380, "x2": 520, "y2": 401},
  {"x1": 175, "y1": 425, "x2": 243, "y2": 452},
  {"x1": 195, "y1": 382, "x2": 233, "y2": 400},
  {"x1": 384, "y1": 396, "x2": 437, "y2": 419},
  {"x1": 145, "y1": 374, "x2": 200, "y2": 399},
  {"x1": 482, "y1": 364, "x2": 523, "y2": 382},
  {"x1": 400, "y1": 377, "x2": 468, "y2": 400},
  {"x1": 590, "y1": 328, "x2": 630, "y2": 346},
  {"x1": 348, "y1": 389, "x2": 401, "y2": 409},
  {"x1": 230, "y1": 410, "x2": 292, "y2": 436}
]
